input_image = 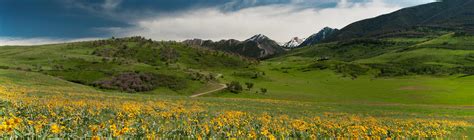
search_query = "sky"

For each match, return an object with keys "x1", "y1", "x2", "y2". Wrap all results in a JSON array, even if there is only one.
[{"x1": 0, "y1": 0, "x2": 435, "y2": 45}]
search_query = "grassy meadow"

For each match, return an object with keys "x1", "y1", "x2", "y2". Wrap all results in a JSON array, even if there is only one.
[
  {"x1": 0, "y1": 69, "x2": 473, "y2": 139},
  {"x1": 0, "y1": 34, "x2": 473, "y2": 139}
]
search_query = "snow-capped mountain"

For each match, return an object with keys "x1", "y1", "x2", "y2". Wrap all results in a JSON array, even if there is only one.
[
  {"x1": 183, "y1": 34, "x2": 285, "y2": 59},
  {"x1": 299, "y1": 27, "x2": 338, "y2": 47},
  {"x1": 246, "y1": 34, "x2": 270, "y2": 42},
  {"x1": 243, "y1": 34, "x2": 285, "y2": 58},
  {"x1": 283, "y1": 37, "x2": 304, "y2": 48}
]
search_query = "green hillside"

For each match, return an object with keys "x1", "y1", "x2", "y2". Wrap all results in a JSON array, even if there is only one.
[
  {"x1": 1, "y1": 33, "x2": 473, "y2": 104},
  {"x1": 0, "y1": 37, "x2": 255, "y2": 95},
  {"x1": 328, "y1": 0, "x2": 474, "y2": 41},
  {"x1": 358, "y1": 33, "x2": 474, "y2": 65},
  {"x1": 180, "y1": 32, "x2": 473, "y2": 106}
]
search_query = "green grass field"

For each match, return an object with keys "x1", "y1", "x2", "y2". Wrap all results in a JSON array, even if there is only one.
[
  {"x1": 210, "y1": 57, "x2": 474, "y2": 105},
  {"x1": 0, "y1": 34, "x2": 473, "y2": 138},
  {"x1": 1, "y1": 34, "x2": 473, "y2": 107},
  {"x1": 1, "y1": 68, "x2": 473, "y2": 120}
]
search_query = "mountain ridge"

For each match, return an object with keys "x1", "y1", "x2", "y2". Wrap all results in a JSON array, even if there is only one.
[
  {"x1": 299, "y1": 27, "x2": 338, "y2": 47},
  {"x1": 327, "y1": 0, "x2": 474, "y2": 41},
  {"x1": 183, "y1": 34, "x2": 285, "y2": 59}
]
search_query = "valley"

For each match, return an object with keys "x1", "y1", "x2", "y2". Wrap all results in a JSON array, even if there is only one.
[
  {"x1": 0, "y1": 0, "x2": 473, "y2": 139},
  {"x1": 0, "y1": 31, "x2": 473, "y2": 138}
]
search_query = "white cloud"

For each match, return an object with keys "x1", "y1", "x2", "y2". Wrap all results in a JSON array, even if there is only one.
[
  {"x1": 0, "y1": 37, "x2": 101, "y2": 46},
  {"x1": 109, "y1": 0, "x2": 403, "y2": 42}
]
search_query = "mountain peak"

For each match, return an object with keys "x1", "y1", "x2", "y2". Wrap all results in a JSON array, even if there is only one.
[
  {"x1": 322, "y1": 27, "x2": 331, "y2": 30},
  {"x1": 246, "y1": 34, "x2": 270, "y2": 42},
  {"x1": 182, "y1": 35, "x2": 284, "y2": 59},
  {"x1": 283, "y1": 37, "x2": 304, "y2": 48},
  {"x1": 322, "y1": 27, "x2": 335, "y2": 31},
  {"x1": 299, "y1": 27, "x2": 338, "y2": 47}
]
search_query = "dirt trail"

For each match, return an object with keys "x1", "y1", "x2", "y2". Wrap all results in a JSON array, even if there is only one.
[{"x1": 190, "y1": 83, "x2": 227, "y2": 98}]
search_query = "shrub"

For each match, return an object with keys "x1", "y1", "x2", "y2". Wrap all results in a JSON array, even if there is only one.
[
  {"x1": 160, "y1": 47, "x2": 180, "y2": 65},
  {"x1": 309, "y1": 62, "x2": 330, "y2": 70},
  {"x1": 260, "y1": 88, "x2": 268, "y2": 95},
  {"x1": 232, "y1": 71, "x2": 263, "y2": 79},
  {"x1": 245, "y1": 82, "x2": 254, "y2": 90},
  {"x1": 188, "y1": 72, "x2": 217, "y2": 82},
  {"x1": 333, "y1": 63, "x2": 370, "y2": 79},
  {"x1": 93, "y1": 72, "x2": 186, "y2": 93},
  {"x1": 369, "y1": 63, "x2": 456, "y2": 77},
  {"x1": 227, "y1": 81, "x2": 243, "y2": 94}
]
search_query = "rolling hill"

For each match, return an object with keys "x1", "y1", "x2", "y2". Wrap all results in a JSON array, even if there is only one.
[
  {"x1": 0, "y1": 36, "x2": 256, "y2": 94},
  {"x1": 327, "y1": 0, "x2": 474, "y2": 41}
]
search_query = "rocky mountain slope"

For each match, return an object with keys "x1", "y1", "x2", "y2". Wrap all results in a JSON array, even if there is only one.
[
  {"x1": 184, "y1": 34, "x2": 285, "y2": 59},
  {"x1": 282, "y1": 37, "x2": 304, "y2": 48},
  {"x1": 299, "y1": 27, "x2": 338, "y2": 47}
]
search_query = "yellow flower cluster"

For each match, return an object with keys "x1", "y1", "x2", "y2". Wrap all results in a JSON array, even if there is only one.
[
  {"x1": 0, "y1": 116, "x2": 22, "y2": 134},
  {"x1": 0, "y1": 84, "x2": 471, "y2": 139}
]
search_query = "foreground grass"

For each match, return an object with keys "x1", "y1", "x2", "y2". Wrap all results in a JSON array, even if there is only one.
[{"x1": 0, "y1": 70, "x2": 473, "y2": 139}]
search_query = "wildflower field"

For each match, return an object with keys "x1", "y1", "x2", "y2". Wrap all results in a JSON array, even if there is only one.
[{"x1": 0, "y1": 70, "x2": 473, "y2": 139}]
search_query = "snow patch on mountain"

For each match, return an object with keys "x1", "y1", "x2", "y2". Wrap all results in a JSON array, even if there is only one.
[
  {"x1": 299, "y1": 27, "x2": 338, "y2": 47},
  {"x1": 283, "y1": 37, "x2": 304, "y2": 48},
  {"x1": 246, "y1": 34, "x2": 270, "y2": 42}
]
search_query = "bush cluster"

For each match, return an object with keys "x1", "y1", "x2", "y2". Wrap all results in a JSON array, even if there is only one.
[
  {"x1": 307, "y1": 61, "x2": 369, "y2": 79},
  {"x1": 93, "y1": 72, "x2": 186, "y2": 93},
  {"x1": 227, "y1": 81, "x2": 243, "y2": 93}
]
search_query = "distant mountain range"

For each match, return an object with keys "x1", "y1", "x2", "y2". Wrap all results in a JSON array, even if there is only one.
[
  {"x1": 183, "y1": 0, "x2": 474, "y2": 59},
  {"x1": 183, "y1": 34, "x2": 284, "y2": 59},
  {"x1": 281, "y1": 27, "x2": 339, "y2": 49},
  {"x1": 184, "y1": 27, "x2": 339, "y2": 58}
]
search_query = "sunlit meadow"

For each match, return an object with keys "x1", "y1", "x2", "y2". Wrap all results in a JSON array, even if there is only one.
[{"x1": 0, "y1": 81, "x2": 471, "y2": 139}]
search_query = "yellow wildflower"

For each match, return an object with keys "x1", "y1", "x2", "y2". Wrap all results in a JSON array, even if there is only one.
[{"x1": 51, "y1": 123, "x2": 62, "y2": 134}]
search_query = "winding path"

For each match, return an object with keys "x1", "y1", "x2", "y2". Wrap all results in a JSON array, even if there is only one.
[{"x1": 190, "y1": 83, "x2": 227, "y2": 98}]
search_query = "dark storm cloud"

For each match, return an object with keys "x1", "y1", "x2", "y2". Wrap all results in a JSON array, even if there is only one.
[
  {"x1": 0, "y1": 0, "x2": 128, "y2": 38},
  {"x1": 2, "y1": 0, "x2": 338, "y2": 39},
  {"x1": 0, "y1": 0, "x2": 434, "y2": 44}
]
